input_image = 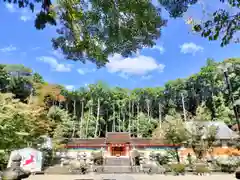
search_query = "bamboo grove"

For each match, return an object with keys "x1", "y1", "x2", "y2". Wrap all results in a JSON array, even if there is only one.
[{"x1": 0, "y1": 58, "x2": 239, "y2": 141}]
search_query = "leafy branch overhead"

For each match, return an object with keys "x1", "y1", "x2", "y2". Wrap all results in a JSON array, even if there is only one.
[
  {"x1": 2, "y1": 0, "x2": 239, "y2": 65},
  {"x1": 53, "y1": 0, "x2": 166, "y2": 67},
  {"x1": 3, "y1": 0, "x2": 166, "y2": 67},
  {"x1": 159, "y1": 0, "x2": 240, "y2": 46}
]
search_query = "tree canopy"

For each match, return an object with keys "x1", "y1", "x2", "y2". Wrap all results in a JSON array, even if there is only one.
[
  {"x1": 4, "y1": 0, "x2": 238, "y2": 66},
  {"x1": 158, "y1": 0, "x2": 240, "y2": 46}
]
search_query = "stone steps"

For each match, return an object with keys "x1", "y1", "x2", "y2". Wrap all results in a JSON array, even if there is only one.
[
  {"x1": 105, "y1": 157, "x2": 131, "y2": 166},
  {"x1": 102, "y1": 157, "x2": 133, "y2": 173},
  {"x1": 103, "y1": 166, "x2": 132, "y2": 173}
]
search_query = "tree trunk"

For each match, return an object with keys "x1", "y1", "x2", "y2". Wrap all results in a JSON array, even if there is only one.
[
  {"x1": 181, "y1": 93, "x2": 187, "y2": 121},
  {"x1": 86, "y1": 100, "x2": 93, "y2": 138},
  {"x1": 122, "y1": 107, "x2": 125, "y2": 132},
  {"x1": 28, "y1": 88, "x2": 33, "y2": 105},
  {"x1": 158, "y1": 103, "x2": 162, "y2": 128},
  {"x1": 94, "y1": 98, "x2": 100, "y2": 137},
  {"x1": 85, "y1": 105, "x2": 91, "y2": 138},
  {"x1": 175, "y1": 147, "x2": 180, "y2": 163},
  {"x1": 137, "y1": 102, "x2": 140, "y2": 137},
  {"x1": 147, "y1": 100, "x2": 150, "y2": 122},
  {"x1": 118, "y1": 111, "x2": 121, "y2": 132},
  {"x1": 128, "y1": 101, "x2": 131, "y2": 134},
  {"x1": 71, "y1": 99, "x2": 76, "y2": 138},
  {"x1": 65, "y1": 101, "x2": 69, "y2": 111},
  {"x1": 79, "y1": 100, "x2": 84, "y2": 138},
  {"x1": 105, "y1": 109, "x2": 108, "y2": 135},
  {"x1": 131, "y1": 101, "x2": 134, "y2": 133},
  {"x1": 113, "y1": 103, "x2": 116, "y2": 132}
]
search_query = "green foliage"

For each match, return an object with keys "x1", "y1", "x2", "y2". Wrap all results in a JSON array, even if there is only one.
[
  {"x1": 32, "y1": 73, "x2": 44, "y2": 84},
  {"x1": 3, "y1": 0, "x2": 166, "y2": 67},
  {"x1": 137, "y1": 113, "x2": 158, "y2": 137},
  {"x1": 0, "y1": 57, "x2": 238, "y2": 155},
  {"x1": 194, "y1": 163, "x2": 210, "y2": 174},
  {"x1": 216, "y1": 157, "x2": 240, "y2": 173},
  {"x1": 196, "y1": 102, "x2": 212, "y2": 121},
  {"x1": 155, "y1": 153, "x2": 170, "y2": 165},
  {"x1": 153, "y1": 116, "x2": 188, "y2": 162},
  {"x1": 159, "y1": 0, "x2": 240, "y2": 46},
  {"x1": 213, "y1": 93, "x2": 233, "y2": 124},
  {"x1": 79, "y1": 111, "x2": 97, "y2": 138},
  {"x1": 91, "y1": 151, "x2": 104, "y2": 165},
  {"x1": 3, "y1": 64, "x2": 32, "y2": 74},
  {"x1": 0, "y1": 92, "x2": 52, "y2": 169},
  {"x1": 170, "y1": 163, "x2": 185, "y2": 175},
  {"x1": 52, "y1": 0, "x2": 166, "y2": 67},
  {"x1": 0, "y1": 65, "x2": 10, "y2": 92},
  {"x1": 47, "y1": 106, "x2": 74, "y2": 139},
  {"x1": 160, "y1": 115, "x2": 189, "y2": 145},
  {"x1": 187, "y1": 121, "x2": 217, "y2": 160}
]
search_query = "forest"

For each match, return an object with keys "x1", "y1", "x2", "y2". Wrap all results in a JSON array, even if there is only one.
[
  {"x1": 0, "y1": 57, "x2": 239, "y2": 169},
  {"x1": 0, "y1": 57, "x2": 239, "y2": 142}
]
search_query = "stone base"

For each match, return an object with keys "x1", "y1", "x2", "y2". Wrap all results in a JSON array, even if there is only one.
[
  {"x1": 105, "y1": 157, "x2": 130, "y2": 166},
  {"x1": 103, "y1": 166, "x2": 132, "y2": 173}
]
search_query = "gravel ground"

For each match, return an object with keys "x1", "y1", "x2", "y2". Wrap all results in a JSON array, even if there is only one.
[{"x1": 26, "y1": 174, "x2": 237, "y2": 180}]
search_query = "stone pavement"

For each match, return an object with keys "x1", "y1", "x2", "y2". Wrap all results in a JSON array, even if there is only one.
[{"x1": 26, "y1": 174, "x2": 236, "y2": 180}]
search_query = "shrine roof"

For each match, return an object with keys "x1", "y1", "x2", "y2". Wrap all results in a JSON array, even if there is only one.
[
  {"x1": 106, "y1": 132, "x2": 131, "y2": 143},
  {"x1": 67, "y1": 138, "x2": 105, "y2": 146},
  {"x1": 65, "y1": 133, "x2": 168, "y2": 146},
  {"x1": 130, "y1": 138, "x2": 164, "y2": 145}
]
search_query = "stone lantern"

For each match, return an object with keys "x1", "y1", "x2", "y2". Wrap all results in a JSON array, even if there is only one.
[{"x1": 1, "y1": 154, "x2": 31, "y2": 180}]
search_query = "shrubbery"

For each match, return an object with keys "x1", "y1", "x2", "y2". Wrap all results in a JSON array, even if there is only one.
[
  {"x1": 169, "y1": 163, "x2": 185, "y2": 175},
  {"x1": 194, "y1": 163, "x2": 210, "y2": 175}
]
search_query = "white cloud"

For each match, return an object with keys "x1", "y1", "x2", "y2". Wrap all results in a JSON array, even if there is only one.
[
  {"x1": 77, "y1": 68, "x2": 96, "y2": 75},
  {"x1": 0, "y1": 45, "x2": 17, "y2": 52},
  {"x1": 180, "y1": 42, "x2": 204, "y2": 55},
  {"x1": 143, "y1": 45, "x2": 165, "y2": 54},
  {"x1": 152, "y1": 45, "x2": 165, "y2": 54},
  {"x1": 5, "y1": 3, "x2": 15, "y2": 12},
  {"x1": 20, "y1": 15, "x2": 31, "y2": 22},
  {"x1": 106, "y1": 54, "x2": 165, "y2": 75},
  {"x1": 65, "y1": 85, "x2": 75, "y2": 90},
  {"x1": 77, "y1": 69, "x2": 85, "y2": 75},
  {"x1": 37, "y1": 56, "x2": 72, "y2": 72},
  {"x1": 51, "y1": 50, "x2": 64, "y2": 59},
  {"x1": 5, "y1": 3, "x2": 34, "y2": 22}
]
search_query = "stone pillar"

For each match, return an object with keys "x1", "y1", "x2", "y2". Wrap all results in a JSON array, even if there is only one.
[{"x1": 107, "y1": 144, "x2": 112, "y2": 156}]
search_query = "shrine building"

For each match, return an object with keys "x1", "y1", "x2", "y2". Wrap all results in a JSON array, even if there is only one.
[{"x1": 65, "y1": 132, "x2": 179, "y2": 157}]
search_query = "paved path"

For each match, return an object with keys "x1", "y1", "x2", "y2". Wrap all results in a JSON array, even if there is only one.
[{"x1": 26, "y1": 174, "x2": 236, "y2": 180}]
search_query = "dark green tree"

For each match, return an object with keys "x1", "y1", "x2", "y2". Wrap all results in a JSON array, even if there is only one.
[
  {"x1": 158, "y1": 0, "x2": 240, "y2": 46},
  {"x1": 3, "y1": 0, "x2": 166, "y2": 67}
]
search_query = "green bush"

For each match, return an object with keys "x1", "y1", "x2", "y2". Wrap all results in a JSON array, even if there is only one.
[
  {"x1": 195, "y1": 164, "x2": 211, "y2": 174},
  {"x1": 216, "y1": 157, "x2": 239, "y2": 173},
  {"x1": 155, "y1": 153, "x2": 170, "y2": 165},
  {"x1": 0, "y1": 151, "x2": 9, "y2": 171},
  {"x1": 170, "y1": 163, "x2": 185, "y2": 175},
  {"x1": 91, "y1": 151, "x2": 104, "y2": 165}
]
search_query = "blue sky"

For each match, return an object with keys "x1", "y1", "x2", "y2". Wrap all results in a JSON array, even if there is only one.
[{"x1": 0, "y1": 1, "x2": 239, "y2": 90}]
